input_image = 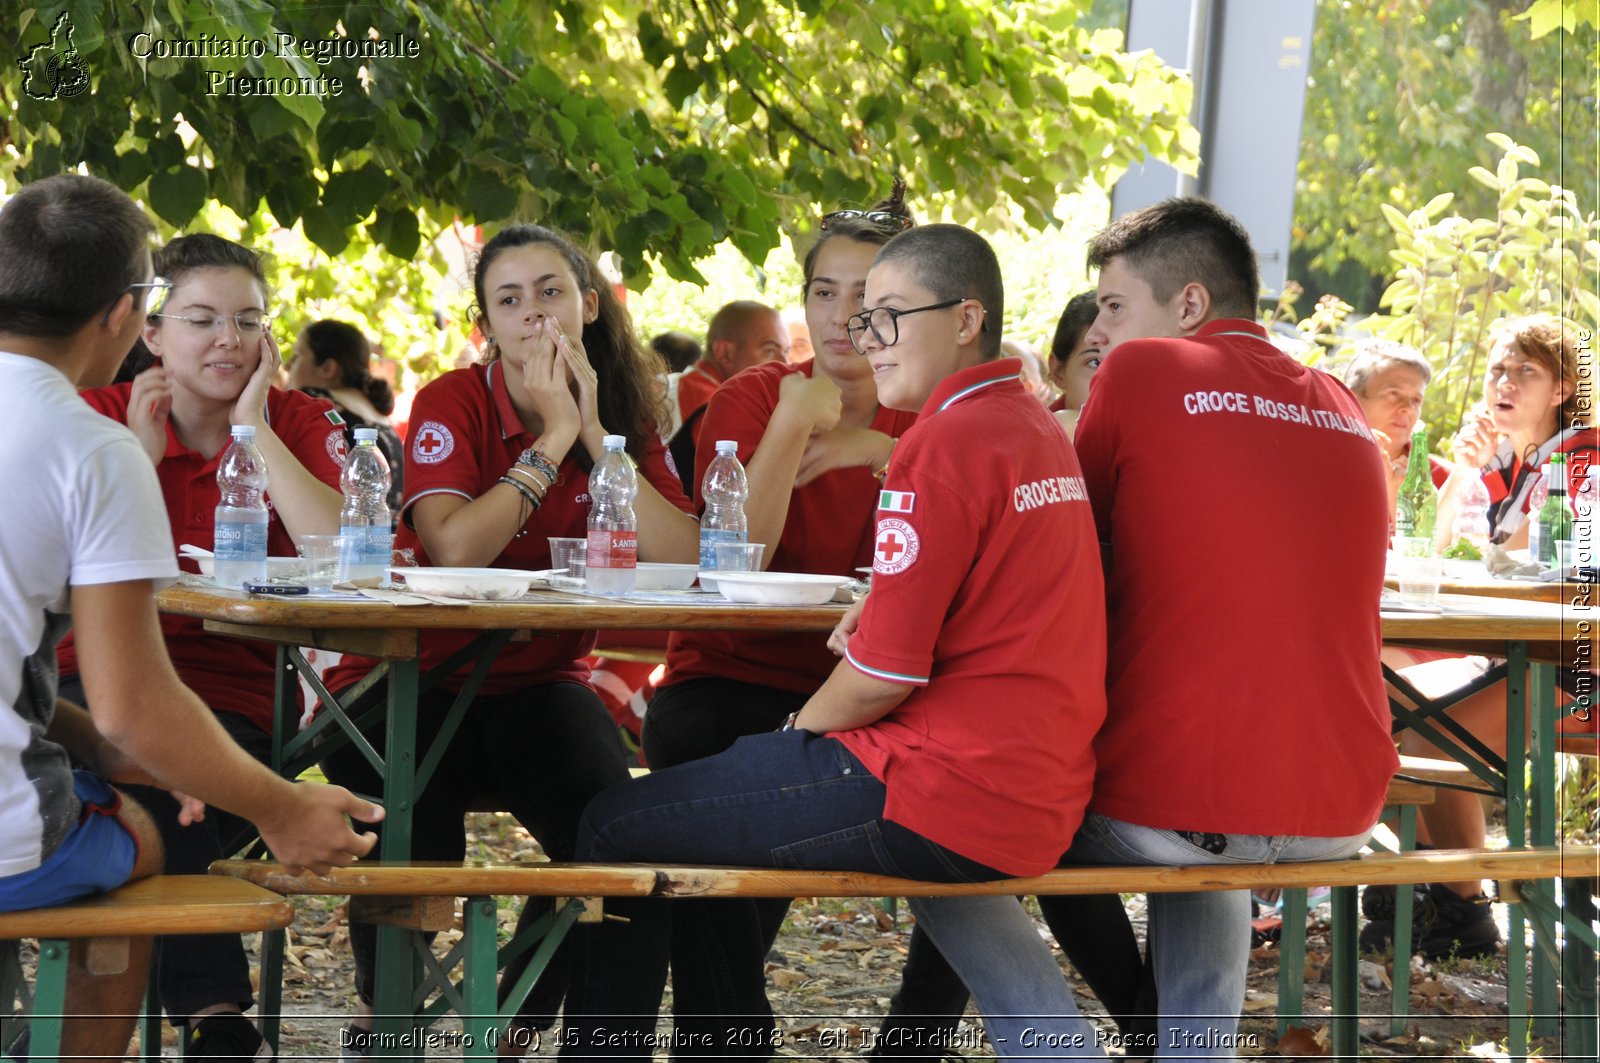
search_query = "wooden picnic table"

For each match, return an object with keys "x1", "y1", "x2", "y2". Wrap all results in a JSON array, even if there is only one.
[{"x1": 157, "y1": 584, "x2": 1591, "y2": 1056}]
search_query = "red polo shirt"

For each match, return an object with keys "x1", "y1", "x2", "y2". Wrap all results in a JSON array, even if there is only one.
[
  {"x1": 324, "y1": 361, "x2": 694, "y2": 695},
  {"x1": 58, "y1": 385, "x2": 346, "y2": 732},
  {"x1": 662, "y1": 359, "x2": 918, "y2": 694},
  {"x1": 836, "y1": 359, "x2": 1107, "y2": 877},
  {"x1": 1074, "y1": 319, "x2": 1397, "y2": 838},
  {"x1": 676, "y1": 364, "x2": 724, "y2": 435}
]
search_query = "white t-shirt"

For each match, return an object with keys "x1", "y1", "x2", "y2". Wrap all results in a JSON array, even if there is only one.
[{"x1": 0, "y1": 352, "x2": 178, "y2": 877}]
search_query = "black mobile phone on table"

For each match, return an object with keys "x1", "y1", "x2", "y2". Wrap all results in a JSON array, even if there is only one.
[{"x1": 244, "y1": 580, "x2": 310, "y2": 596}]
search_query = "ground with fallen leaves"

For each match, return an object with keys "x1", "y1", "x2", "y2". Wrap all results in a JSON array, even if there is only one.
[{"x1": 241, "y1": 813, "x2": 1577, "y2": 1061}]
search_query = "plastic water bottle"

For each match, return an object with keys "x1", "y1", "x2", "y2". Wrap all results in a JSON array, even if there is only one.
[
  {"x1": 586, "y1": 435, "x2": 638, "y2": 595},
  {"x1": 213, "y1": 425, "x2": 269, "y2": 588},
  {"x1": 699, "y1": 439, "x2": 749, "y2": 569},
  {"x1": 339, "y1": 427, "x2": 393, "y2": 581},
  {"x1": 1453, "y1": 475, "x2": 1492, "y2": 553},
  {"x1": 1526, "y1": 467, "x2": 1550, "y2": 563}
]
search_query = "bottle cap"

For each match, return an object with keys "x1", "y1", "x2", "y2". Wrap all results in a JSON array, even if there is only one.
[
  {"x1": 353, "y1": 427, "x2": 378, "y2": 442},
  {"x1": 715, "y1": 439, "x2": 738, "y2": 455},
  {"x1": 230, "y1": 424, "x2": 256, "y2": 438},
  {"x1": 603, "y1": 434, "x2": 627, "y2": 449}
]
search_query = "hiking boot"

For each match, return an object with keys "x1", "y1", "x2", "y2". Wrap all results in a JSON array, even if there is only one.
[
  {"x1": 1415, "y1": 883, "x2": 1500, "y2": 961},
  {"x1": 186, "y1": 1014, "x2": 273, "y2": 1060},
  {"x1": 1358, "y1": 883, "x2": 1500, "y2": 960},
  {"x1": 1357, "y1": 883, "x2": 1427, "y2": 955}
]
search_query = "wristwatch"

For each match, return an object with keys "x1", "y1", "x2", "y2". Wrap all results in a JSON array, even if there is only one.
[{"x1": 780, "y1": 711, "x2": 801, "y2": 732}]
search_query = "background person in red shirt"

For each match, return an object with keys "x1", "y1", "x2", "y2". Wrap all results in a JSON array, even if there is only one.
[
  {"x1": 1046, "y1": 290, "x2": 1102, "y2": 440},
  {"x1": 640, "y1": 189, "x2": 917, "y2": 1052},
  {"x1": 318, "y1": 224, "x2": 699, "y2": 1056},
  {"x1": 1062, "y1": 198, "x2": 1395, "y2": 1054},
  {"x1": 558, "y1": 224, "x2": 1109, "y2": 1060},
  {"x1": 667, "y1": 300, "x2": 791, "y2": 492},
  {"x1": 59, "y1": 232, "x2": 371, "y2": 1060}
]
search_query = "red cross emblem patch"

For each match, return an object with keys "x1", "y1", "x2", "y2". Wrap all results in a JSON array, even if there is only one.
[
  {"x1": 873, "y1": 517, "x2": 919, "y2": 576},
  {"x1": 411, "y1": 421, "x2": 455, "y2": 465}
]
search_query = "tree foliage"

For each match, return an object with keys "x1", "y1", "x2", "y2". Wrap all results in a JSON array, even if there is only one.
[
  {"x1": 1, "y1": 0, "x2": 1194, "y2": 288},
  {"x1": 1364, "y1": 135, "x2": 1598, "y2": 442},
  {"x1": 1294, "y1": 0, "x2": 1594, "y2": 290}
]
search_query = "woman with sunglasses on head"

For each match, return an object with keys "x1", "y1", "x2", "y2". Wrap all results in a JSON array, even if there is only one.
[
  {"x1": 634, "y1": 182, "x2": 919, "y2": 1056},
  {"x1": 317, "y1": 224, "x2": 697, "y2": 1056},
  {"x1": 57, "y1": 233, "x2": 349, "y2": 1059}
]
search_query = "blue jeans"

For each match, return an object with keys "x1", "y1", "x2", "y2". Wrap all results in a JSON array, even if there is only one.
[
  {"x1": 561, "y1": 730, "x2": 1092, "y2": 1060},
  {"x1": 916, "y1": 815, "x2": 1372, "y2": 1059},
  {"x1": 1068, "y1": 814, "x2": 1372, "y2": 1057}
]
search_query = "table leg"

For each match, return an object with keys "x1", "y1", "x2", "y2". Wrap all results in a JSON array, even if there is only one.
[
  {"x1": 1529, "y1": 661, "x2": 1559, "y2": 1036},
  {"x1": 372, "y1": 659, "x2": 421, "y2": 1053},
  {"x1": 1329, "y1": 886, "x2": 1360, "y2": 1059},
  {"x1": 1505, "y1": 643, "x2": 1530, "y2": 1061}
]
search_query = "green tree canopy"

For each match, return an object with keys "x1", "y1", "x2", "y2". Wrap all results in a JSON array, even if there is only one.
[
  {"x1": 1294, "y1": 0, "x2": 1594, "y2": 300},
  {"x1": 2, "y1": 0, "x2": 1194, "y2": 287}
]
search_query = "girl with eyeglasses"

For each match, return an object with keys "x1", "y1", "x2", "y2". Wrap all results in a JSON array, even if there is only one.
[
  {"x1": 56, "y1": 232, "x2": 349, "y2": 1059},
  {"x1": 627, "y1": 183, "x2": 919, "y2": 1055},
  {"x1": 317, "y1": 224, "x2": 699, "y2": 1055}
]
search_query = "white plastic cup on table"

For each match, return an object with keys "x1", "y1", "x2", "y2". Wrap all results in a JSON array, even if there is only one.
[
  {"x1": 1395, "y1": 536, "x2": 1443, "y2": 607},
  {"x1": 297, "y1": 534, "x2": 344, "y2": 588},
  {"x1": 713, "y1": 541, "x2": 766, "y2": 573},
  {"x1": 548, "y1": 537, "x2": 588, "y2": 585}
]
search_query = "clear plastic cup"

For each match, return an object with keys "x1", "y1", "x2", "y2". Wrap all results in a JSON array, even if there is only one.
[
  {"x1": 548, "y1": 537, "x2": 588, "y2": 587},
  {"x1": 712, "y1": 541, "x2": 766, "y2": 573},
  {"x1": 1395, "y1": 536, "x2": 1442, "y2": 607},
  {"x1": 297, "y1": 534, "x2": 344, "y2": 589}
]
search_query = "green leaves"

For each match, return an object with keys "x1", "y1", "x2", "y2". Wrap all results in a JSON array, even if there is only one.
[{"x1": 147, "y1": 167, "x2": 210, "y2": 227}]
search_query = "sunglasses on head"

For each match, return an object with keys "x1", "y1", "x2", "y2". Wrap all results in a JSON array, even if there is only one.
[{"x1": 820, "y1": 209, "x2": 913, "y2": 233}]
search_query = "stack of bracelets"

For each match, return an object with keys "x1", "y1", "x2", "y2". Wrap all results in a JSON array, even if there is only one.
[{"x1": 498, "y1": 446, "x2": 560, "y2": 511}]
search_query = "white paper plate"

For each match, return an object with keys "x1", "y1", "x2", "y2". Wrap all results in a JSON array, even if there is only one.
[
  {"x1": 710, "y1": 571, "x2": 850, "y2": 606},
  {"x1": 634, "y1": 563, "x2": 699, "y2": 591},
  {"x1": 392, "y1": 567, "x2": 540, "y2": 600}
]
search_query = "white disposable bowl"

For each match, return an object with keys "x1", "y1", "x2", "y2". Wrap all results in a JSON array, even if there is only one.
[
  {"x1": 198, "y1": 556, "x2": 303, "y2": 580},
  {"x1": 393, "y1": 567, "x2": 539, "y2": 600},
  {"x1": 634, "y1": 563, "x2": 699, "y2": 591},
  {"x1": 710, "y1": 571, "x2": 850, "y2": 607}
]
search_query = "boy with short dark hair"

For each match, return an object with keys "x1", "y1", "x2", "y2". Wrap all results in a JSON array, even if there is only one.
[
  {"x1": 0, "y1": 173, "x2": 383, "y2": 1061},
  {"x1": 559, "y1": 224, "x2": 1110, "y2": 1059},
  {"x1": 928, "y1": 198, "x2": 1396, "y2": 1056}
]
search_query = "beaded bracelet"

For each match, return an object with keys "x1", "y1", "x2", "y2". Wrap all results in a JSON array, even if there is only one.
[
  {"x1": 498, "y1": 473, "x2": 541, "y2": 511},
  {"x1": 517, "y1": 447, "x2": 560, "y2": 487}
]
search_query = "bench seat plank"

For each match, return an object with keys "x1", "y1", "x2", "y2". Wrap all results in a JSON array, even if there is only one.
[
  {"x1": 0, "y1": 876, "x2": 292, "y2": 939},
  {"x1": 212, "y1": 845, "x2": 1596, "y2": 900}
]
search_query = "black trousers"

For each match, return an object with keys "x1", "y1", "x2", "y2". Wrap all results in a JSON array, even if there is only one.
[{"x1": 320, "y1": 679, "x2": 631, "y2": 1023}]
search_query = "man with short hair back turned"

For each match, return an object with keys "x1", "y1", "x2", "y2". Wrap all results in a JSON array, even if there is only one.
[
  {"x1": 0, "y1": 173, "x2": 383, "y2": 1063},
  {"x1": 1070, "y1": 198, "x2": 1395, "y2": 1054}
]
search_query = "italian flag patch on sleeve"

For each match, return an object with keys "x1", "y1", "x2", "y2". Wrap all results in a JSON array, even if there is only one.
[
  {"x1": 878, "y1": 490, "x2": 915, "y2": 513},
  {"x1": 324, "y1": 409, "x2": 346, "y2": 426}
]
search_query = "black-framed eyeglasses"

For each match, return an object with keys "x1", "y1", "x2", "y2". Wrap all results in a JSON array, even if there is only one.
[
  {"x1": 150, "y1": 310, "x2": 273, "y2": 336},
  {"x1": 101, "y1": 276, "x2": 172, "y2": 325},
  {"x1": 846, "y1": 298, "x2": 971, "y2": 354},
  {"x1": 821, "y1": 209, "x2": 913, "y2": 233}
]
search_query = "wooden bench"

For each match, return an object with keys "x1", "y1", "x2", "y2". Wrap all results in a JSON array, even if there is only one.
[
  {"x1": 0, "y1": 876, "x2": 292, "y2": 1062},
  {"x1": 214, "y1": 845, "x2": 1598, "y2": 1062}
]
